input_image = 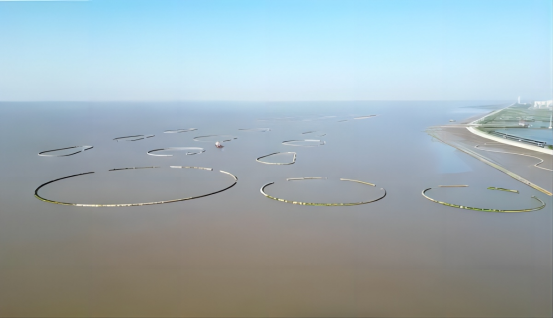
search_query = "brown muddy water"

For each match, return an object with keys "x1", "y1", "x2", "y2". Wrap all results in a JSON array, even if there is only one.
[{"x1": 0, "y1": 101, "x2": 551, "y2": 317}]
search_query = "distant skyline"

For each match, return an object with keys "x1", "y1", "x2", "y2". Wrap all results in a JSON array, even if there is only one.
[{"x1": 0, "y1": 0, "x2": 552, "y2": 101}]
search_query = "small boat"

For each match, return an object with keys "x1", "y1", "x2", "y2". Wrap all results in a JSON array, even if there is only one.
[
  {"x1": 449, "y1": 119, "x2": 455, "y2": 122},
  {"x1": 215, "y1": 141, "x2": 224, "y2": 148}
]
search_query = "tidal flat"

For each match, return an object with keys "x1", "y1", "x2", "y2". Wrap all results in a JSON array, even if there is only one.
[{"x1": 0, "y1": 101, "x2": 551, "y2": 317}]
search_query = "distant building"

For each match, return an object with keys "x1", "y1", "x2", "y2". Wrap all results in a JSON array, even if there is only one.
[{"x1": 531, "y1": 100, "x2": 553, "y2": 109}]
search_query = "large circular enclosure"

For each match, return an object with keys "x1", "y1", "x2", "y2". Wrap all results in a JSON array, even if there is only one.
[
  {"x1": 260, "y1": 177, "x2": 386, "y2": 206},
  {"x1": 38, "y1": 145, "x2": 93, "y2": 157},
  {"x1": 34, "y1": 166, "x2": 237, "y2": 207},
  {"x1": 422, "y1": 185, "x2": 546, "y2": 212}
]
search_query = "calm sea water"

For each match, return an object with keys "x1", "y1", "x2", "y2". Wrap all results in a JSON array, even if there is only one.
[{"x1": 0, "y1": 101, "x2": 551, "y2": 317}]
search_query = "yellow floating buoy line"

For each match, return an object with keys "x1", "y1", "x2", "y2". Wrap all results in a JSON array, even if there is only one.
[
  {"x1": 421, "y1": 186, "x2": 545, "y2": 212},
  {"x1": 260, "y1": 177, "x2": 386, "y2": 206},
  {"x1": 113, "y1": 134, "x2": 154, "y2": 142},
  {"x1": 256, "y1": 152, "x2": 296, "y2": 165},
  {"x1": 34, "y1": 166, "x2": 237, "y2": 207},
  {"x1": 38, "y1": 145, "x2": 93, "y2": 157}
]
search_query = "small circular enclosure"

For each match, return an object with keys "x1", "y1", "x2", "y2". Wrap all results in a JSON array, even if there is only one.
[
  {"x1": 113, "y1": 134, "x2": 154, "y2": 142},
  {"x1": 194, "y1": 135, "x2": 238, "y2": 142},
  {"x1": 256, "y1": 152, "x2": 296, "y2": 165},
  {"x1": 147, "y1": 147, "x2": 205, "y2": 157},
  {"x1": 164, "y1": 128, "x2": 197, "y2": 133},
  {"x1": 282, "y1": 139, "x2": 325, "y2": 147},
  {"x1": 38, "y1": 145, "x2": 93, "y2": 157}
]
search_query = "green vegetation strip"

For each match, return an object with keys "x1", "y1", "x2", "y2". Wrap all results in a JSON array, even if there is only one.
[
  {"x1": 260, "y1": 178, "x2": 386, "y2": 206},
  {"x1": 256, "y1": 152, "x2": 296, "y2": 165},
  {"x1": 421, "y1": 187, "x2": 545, "y2": 212},
  {"x1": 487, "y1": 187, "x2": 519, "y2": 193},
  {"x1": 34, "y1": 166, "x2": 237, "y2": 207}
]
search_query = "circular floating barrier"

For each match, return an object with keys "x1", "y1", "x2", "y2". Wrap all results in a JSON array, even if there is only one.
[
  {"x1": 256, "y1": 152, "x2": 296, "y2": 165},
  {"x1": 282, "y1": 139, "x2": 325, "y2": 147},
  {"x1": 147, "y1": 147, "x2": 205, "y2": 157},
  {"x1": 194, "y1": 135, "x2": 238, "y2": 143},
  {"x1": 34, "y1": 166, "x2": 238, "y2": 207},
  {"x1": 421, "y1": 186, "x2": 545, "y2": 212},
  {"x1": 260, "y1": 177, "x2": 386, "y2": 206},
  {"x1": 239, "y1": 128, "x2": 270, "y2": 132},
  {"x1": 38, "y1": 145, "x2": 93, "y2": 157},
  {"x1": 113, "y1": 134, "x2": 154, "y2": 142},
  {"x1": 164, "y1": 128, "x2": 197, "y2": 133}
]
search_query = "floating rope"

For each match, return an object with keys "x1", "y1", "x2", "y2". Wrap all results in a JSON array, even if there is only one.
[
  {"x1": 34, "y1": 166, "x2": 237, "y2": 207},
  {"x1": 421, "y1": 186, "x2": 545, "y2": 212},
  {"x1": 256, "y1": 152, "x2": 296, "y2": 165},
  {"x1": 260, "y1": 177, "x2": 386, "y2": 206},
  {"x1": 38, "y1": 145, "x2": 93, "y2": 157}
]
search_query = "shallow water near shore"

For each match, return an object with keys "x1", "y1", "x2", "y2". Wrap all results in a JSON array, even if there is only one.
[{"x1": 0, "y1": 101, "x2": 551, "y2": 317}]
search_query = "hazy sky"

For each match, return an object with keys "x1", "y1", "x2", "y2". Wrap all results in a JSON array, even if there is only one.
[{"x1": 0, "y1": 0, "x2": 552, "y2": 101}]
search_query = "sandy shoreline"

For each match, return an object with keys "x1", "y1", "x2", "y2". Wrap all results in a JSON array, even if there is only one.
[{"x1": 429, "y1": 109, "x2": 553, "y2": 195}]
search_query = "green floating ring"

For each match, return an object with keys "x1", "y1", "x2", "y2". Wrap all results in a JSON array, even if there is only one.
[
  {"x1": 421, "y1": 186, "x2": 545, "y2": 212},
  {"x1": 256, "y1": 152, "x2": 296, "y2": 165},
  {"x1": 260, "y1": 177, "x2": 386, "y2": 206},
  {"x1": 34, "y1": 166, "x2": 238, "y2": 207}
]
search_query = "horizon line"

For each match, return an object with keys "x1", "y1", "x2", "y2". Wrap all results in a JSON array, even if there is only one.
[{"x1": 0, "y1": 99, "x2": 517, "y2": 103}]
